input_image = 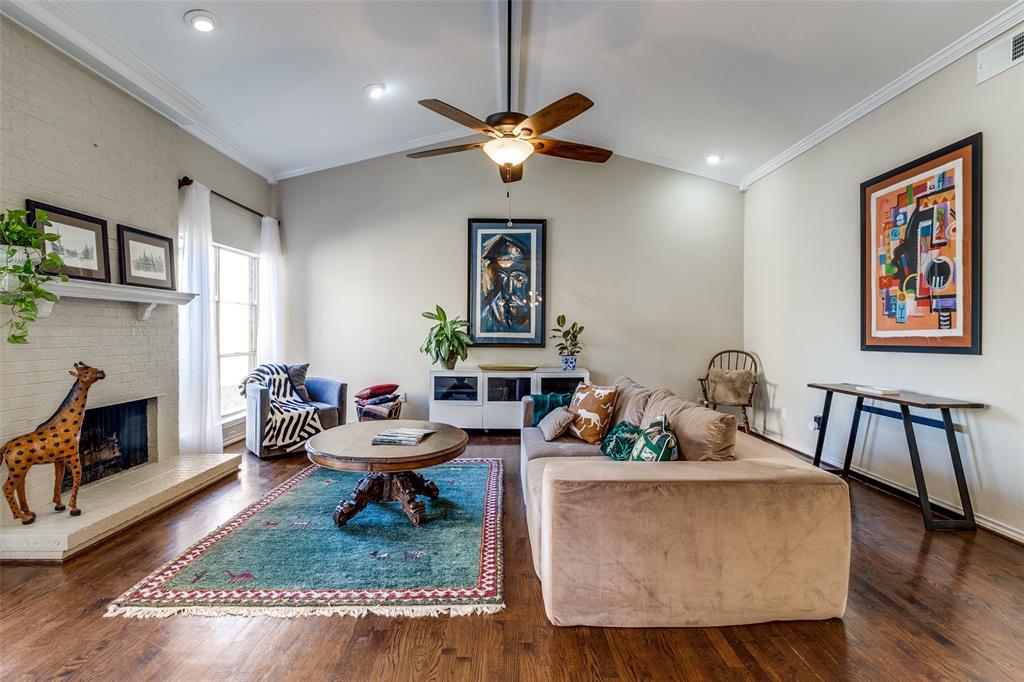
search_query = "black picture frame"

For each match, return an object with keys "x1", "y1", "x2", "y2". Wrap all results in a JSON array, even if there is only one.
[
  {"x1": 859, "y1": 133, "x2": 981, "y2": 355},
  {"x1": 117, "y1": 225, "x2": 176, "y2": 291},
  {"x1": 467, "y1": 218, "x2": 546, "y2": 346},
  {"x1": 26, "y1": 200, "x2": 110, "y2": 283}
]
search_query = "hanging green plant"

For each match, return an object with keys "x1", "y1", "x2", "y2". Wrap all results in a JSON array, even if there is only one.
[
  {"x1": 420, "y1": 305, "x2": 471, "y2": 370},
  {"x1": 1, "y1": 209, "x2": 67, "y2": 344}
]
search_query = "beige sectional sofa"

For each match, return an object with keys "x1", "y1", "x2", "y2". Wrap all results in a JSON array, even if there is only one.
[{"x1": 520, "y1": 377, "x2": 851, "y2": 627}]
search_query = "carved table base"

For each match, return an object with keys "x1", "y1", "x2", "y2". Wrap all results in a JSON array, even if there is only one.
[{"x1": 333, "y1": 471, "x2": 440, "y2": 527}]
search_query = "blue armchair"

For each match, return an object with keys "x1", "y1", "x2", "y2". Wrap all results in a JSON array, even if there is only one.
[{"x1": 245, "y1": 376, "x2": 347, "y2": 458}]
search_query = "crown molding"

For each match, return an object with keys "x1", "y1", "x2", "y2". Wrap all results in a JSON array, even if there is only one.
[
  {"x1": 739, "y1": 1, "x2": 1024, "y2": 191},
  {"x1": 181, "y1": 124, "x2": 278, "y2": 184},
  {"x1": 1, "y1": 0, "x2": 277, "y2": 183},
  {"x1": 1, "y1": 0, "x2": 203, "y2": 123}
]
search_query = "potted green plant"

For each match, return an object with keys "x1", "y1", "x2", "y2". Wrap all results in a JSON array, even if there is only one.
[
  {"x1": 551, "y1": 314, "x2": 584, "y2": 370},
  {"x1": 1, "y1": 208, "x2": 66, "y2": 344},
  {"x1": 420, "y1": 305, "x2": 471, "y2": 370}
]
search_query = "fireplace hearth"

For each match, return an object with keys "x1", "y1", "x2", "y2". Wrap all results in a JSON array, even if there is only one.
[{"x1": 65, "y1": 398, "x2": 149, "y2": 491}]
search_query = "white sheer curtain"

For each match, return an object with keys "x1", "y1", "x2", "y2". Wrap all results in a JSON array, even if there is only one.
[
  {"x1": 256, "y1": 215, "x2": 283, "y2": 364},
  {"x1": 178, "y1": 182, "x2": 223, "y2": 454}
]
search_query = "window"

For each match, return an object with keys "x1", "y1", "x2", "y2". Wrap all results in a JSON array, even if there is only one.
[{"x1": 214, "y1": 244, "x2": 258, "y2": 419}]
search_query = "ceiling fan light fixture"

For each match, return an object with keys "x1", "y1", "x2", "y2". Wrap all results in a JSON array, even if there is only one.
[{"x1": 482, "y1": 138, "x2": 534, "y2": 167}]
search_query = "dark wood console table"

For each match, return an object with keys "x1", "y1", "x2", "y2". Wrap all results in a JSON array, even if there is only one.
[{"x1": 808, "y1": 383, "x2": 984, "y2": 531}]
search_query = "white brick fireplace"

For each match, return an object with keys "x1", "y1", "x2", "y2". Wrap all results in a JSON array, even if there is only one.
[{"x1": 0, "y1": 296, "x2": 240, "y2": 561}]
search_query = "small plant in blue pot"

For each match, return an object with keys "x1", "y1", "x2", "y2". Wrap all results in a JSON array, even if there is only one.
[{"x1": 551, "y1": 314, "x2": 583, "y2": 371}]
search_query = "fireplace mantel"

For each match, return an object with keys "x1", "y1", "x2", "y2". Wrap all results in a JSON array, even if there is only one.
[{"x1": 40, "y1": 280, "x2": 197, "y2": 320}]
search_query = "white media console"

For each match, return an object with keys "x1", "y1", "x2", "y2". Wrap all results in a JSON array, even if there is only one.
[{"x1": 428, "y1": 367, "x2": 590, "y2": 429}]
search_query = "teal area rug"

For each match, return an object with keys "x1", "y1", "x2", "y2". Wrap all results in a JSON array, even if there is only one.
[{"x1": 106, "y1": 459, "x2": 503, "y2": 618}]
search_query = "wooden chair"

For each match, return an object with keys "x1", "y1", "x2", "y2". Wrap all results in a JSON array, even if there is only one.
[{"x1": 698, "y1": 350, "x2": 759, "y2": 433}]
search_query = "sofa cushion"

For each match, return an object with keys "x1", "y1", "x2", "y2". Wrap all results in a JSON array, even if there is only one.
[
  {"x1": 611, "y1": 376, "x2": 654, "y2": 427},
  {"x1": 707, "y1": 368, "x2": 755, "y2": 405},
  {"x1": 521, "y1": 426, "x2": 603, "y2": 463},
  {"x1": 287, "y1": 363, "x2": 311, "y2": 402},
  {"x1": 672, "y1": 406, "x2": 737, "y2": 461},
  {"x1": 568, "y1": 383, "x2": 618, "y2": 444},
  {"x1": 538, "y1": 406, "x2": 574, "y2": 441},
  {"x1": 629, "y1": 414, "x2": 680, "y2": 461}
]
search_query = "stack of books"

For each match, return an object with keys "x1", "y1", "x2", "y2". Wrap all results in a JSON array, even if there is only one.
[{"x1": 371, "y1": 428, "x2": 437, "y2": 446}]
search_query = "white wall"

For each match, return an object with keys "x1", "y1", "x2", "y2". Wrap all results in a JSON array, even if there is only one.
[
  {"x1": 0, "y1": 20, "x2": 270, "y2": 456},
  {"x1": 279, "y1": 150, "x2": 744, "y2": 419},
  {"x1": 743, "y1": 28, "x2": 1024, "y2": 539}
]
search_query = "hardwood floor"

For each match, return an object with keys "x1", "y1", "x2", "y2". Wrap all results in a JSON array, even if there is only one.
[{"x1": 2, "y1": 435, "x2": 1022, "y2": 681}]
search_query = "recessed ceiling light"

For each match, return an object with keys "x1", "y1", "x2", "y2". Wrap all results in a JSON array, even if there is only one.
[
  {"x1": 184, "y1": 10, "x2": 218, "y2": 32},
  {"x1": 705, "y1": 154, "x2": 722, "y2": 165},
  {"x1": 364, "y1": 83, "x2": 386, "y2": 99}
]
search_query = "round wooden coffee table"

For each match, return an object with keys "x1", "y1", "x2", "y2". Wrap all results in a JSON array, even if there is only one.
[{"x1": 305, "y1": 420, "x2": 469, "y2": 527}]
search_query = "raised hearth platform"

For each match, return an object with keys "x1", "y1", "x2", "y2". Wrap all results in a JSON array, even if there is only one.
[{"x1": 1, "y1": 453, "x2": 240, "y2": 561}]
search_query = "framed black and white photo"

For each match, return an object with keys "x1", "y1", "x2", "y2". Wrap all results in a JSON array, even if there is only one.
[
  {"x1": 26, "y1": 200, "x2": 111, "y2": 283},
  {"x1": 117, "y1": 225, "x2": 176, "y2": 290}
]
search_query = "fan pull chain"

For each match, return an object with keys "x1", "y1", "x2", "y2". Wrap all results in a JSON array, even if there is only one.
[{"x1": 506, "y1": 169, "x2": 513, "y2": 226}]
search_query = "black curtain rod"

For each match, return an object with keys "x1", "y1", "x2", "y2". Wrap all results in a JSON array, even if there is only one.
[{"x1": 178, "y1": 176, "x2": 265, "y2": 219}]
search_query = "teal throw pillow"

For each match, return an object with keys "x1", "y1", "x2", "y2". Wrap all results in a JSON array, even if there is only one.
[
  {"x1": 601, "y1": 421, "x2": 643, "y2": 460},
  {"x1": 529, "y1": 392, "x2": 573, "y2": 427},
  {"x1": 629, "y1": 414, "x2": 680, "y2": 462}
]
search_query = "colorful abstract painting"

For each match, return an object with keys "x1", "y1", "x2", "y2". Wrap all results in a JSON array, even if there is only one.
[
  {"x1": 860, "y1": 134, "x2": 981, "y2": 354},
  {"x1": 468, "y1": 219, "x2": 546, "y2": 346}
]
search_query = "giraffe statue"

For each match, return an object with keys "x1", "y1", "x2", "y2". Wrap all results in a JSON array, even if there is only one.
[{"x1": 1, "y1": 362, "x2": 106, "y2": 524}]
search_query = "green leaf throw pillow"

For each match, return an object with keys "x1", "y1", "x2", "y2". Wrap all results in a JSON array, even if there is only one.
[
  {"x1": 601, "y1": 421, "x2": 642, "y2": 460},
  {"x1": 629, "y1": 414, "x2": 680, "y2": 462}
]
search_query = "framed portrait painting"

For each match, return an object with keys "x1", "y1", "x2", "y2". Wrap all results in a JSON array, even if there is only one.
[
  {"x1": 468, "y1": 218, "x2": 546, "y2": 346},
  {"x1": 117, "y1": 225, "x2": 176, "y2": 290},
  {"x1": 860, "y1": 133, "x2": 981, "y2": 354},
  {"x1": 26, "y1": 200, "x2": 111, "y2": 283}
]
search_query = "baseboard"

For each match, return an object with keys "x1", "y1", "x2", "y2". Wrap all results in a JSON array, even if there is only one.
[{"x1": 751, "y1": 428, "x2": 1024, "y2": 546}]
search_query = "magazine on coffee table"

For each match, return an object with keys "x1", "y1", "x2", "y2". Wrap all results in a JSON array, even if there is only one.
[{"x1": 371, "y1": 428, "x2": 438, "y2": 446}]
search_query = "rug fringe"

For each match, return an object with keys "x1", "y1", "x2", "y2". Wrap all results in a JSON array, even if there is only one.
[{"x1": 104, "y1": 602, "x2": 505, "y2": 619}]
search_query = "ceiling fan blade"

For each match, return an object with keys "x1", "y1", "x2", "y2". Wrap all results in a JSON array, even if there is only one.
[
  {"x1": 407, "y1": 142, "x2": 483, "y2": 159},
  {"x1": 513, "y1": 93, "x2": 593, "y2": 138},
  {"x1": 499, "y1": 164, "x2": 524, "y2": 183},
  {"x1": 531, "y1": 138, "x2": 612, "y2": 163},
  {"x1": 418, "y1": 99, "x2": 498, "y2": 136}
]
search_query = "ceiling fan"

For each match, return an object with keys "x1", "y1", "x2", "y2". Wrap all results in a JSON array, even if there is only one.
[{"x1": 407, "y1": 0, "x2": 612, "y2": 183}]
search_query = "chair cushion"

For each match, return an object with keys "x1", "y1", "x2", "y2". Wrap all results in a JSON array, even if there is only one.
[
  {"x1": 538, "y1": 406, "x2": 574, "y2": 441},
  {"x1": 311, "y1": 401, "x2": 339, "y2": 429},
  {"x1": 707, "y1": 367, "x2": 755, "y2": 405},
  {"x1": 568, "y1": 383, "x2": 618, "y2": 444},
  {"x1": 287, "y1": 363, "x2": 311, "y2": 401},
  {"x1": 611, "y1": 376, "x2": 654, "y2": 427}
]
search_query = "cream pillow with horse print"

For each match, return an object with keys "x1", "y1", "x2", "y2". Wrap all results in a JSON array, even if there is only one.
[
  {"x1": 568, "y1": 383, "x2": 618, "y2": 444},
  {"x1": 629, "y1": 414, "x2": 679, "y2": 462}
]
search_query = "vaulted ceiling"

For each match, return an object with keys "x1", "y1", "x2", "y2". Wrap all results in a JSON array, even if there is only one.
[{"x1": 5, "y1": 0, "x2": 1016, "y2": 186}]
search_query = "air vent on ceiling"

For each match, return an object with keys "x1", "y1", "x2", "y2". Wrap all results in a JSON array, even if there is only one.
[{"x1": 976, "y1": 28, "x2": 1024, "y2": 84}]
